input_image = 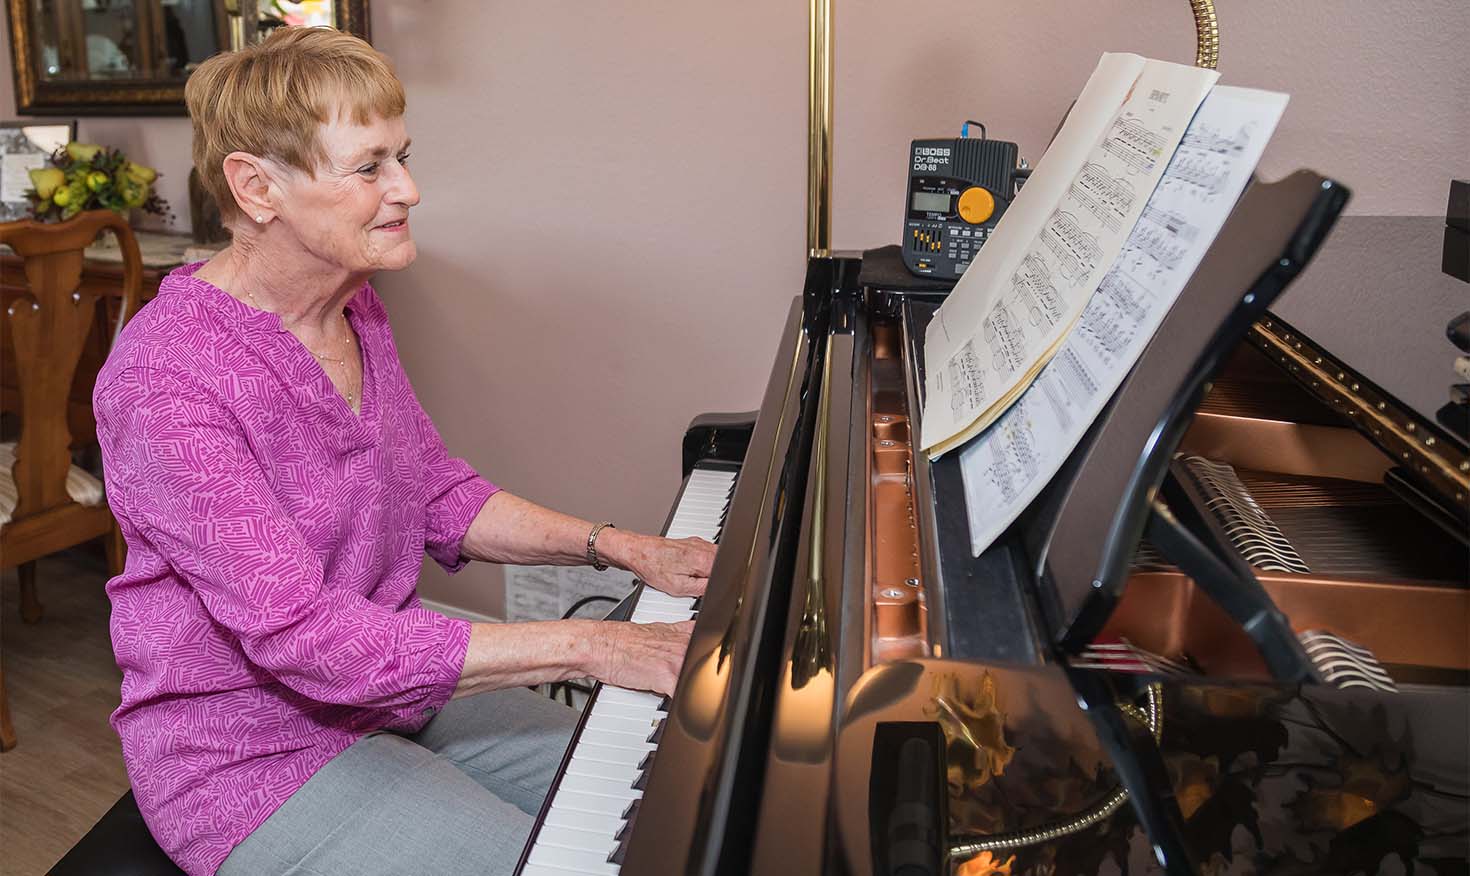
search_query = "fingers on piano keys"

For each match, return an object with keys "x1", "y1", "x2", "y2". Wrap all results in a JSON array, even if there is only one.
[{"x1": 523, "y1": 466, "x2": 736, "y2": 875}]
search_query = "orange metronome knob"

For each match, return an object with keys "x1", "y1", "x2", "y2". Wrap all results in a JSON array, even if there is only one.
[{"x1": 957, "y1": 186, "x2": 996, "y2": 225}]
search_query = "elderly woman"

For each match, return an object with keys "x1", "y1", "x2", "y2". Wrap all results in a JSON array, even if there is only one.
[{"x1": 94, "y1": 27, "x2": 712, "y2": 876}]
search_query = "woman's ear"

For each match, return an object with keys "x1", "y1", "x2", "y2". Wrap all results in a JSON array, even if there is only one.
[{"x1": 221, "y1": 151, "x2": 278, "y2": 225}]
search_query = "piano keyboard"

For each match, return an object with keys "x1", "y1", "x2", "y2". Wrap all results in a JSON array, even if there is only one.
[{"x1": 519, "y1": 464, "x2": 739, "y2": 876}]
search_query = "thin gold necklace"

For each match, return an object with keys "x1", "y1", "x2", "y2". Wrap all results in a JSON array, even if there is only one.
[{"x1": 244, "y1": 289, "x2": 359, "y2": 408}]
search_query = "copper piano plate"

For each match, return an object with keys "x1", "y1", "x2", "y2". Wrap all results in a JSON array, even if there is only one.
[
  {"x1": 1104, "y1": 569, "x2": 1469, "y2": 681},
  {"x1": 1096, "y1": 343, "x2": 1470, "y2": 684},
  {"x1": 867, "y1": 321, "x2": 928, "y2": 664}
]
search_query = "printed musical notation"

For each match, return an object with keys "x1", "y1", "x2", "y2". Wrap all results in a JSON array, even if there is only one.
[
  {"x1": 983, "y1": 301, "x2": 1027, "y2": 376},
  {"x1": 947, "y1": 340, "x2": 986, "y2": 417},
  {"x1": 958, "y1": 85, "x2": 1290, "y2": 555},
  {"x1": 1041, "y1": 210, "x2": 1103, "y2": 282},
  {"x1": 1070, "y1": 163, "x2": 1137, "y2": 232},
  {"x1": 1074, "y1": 273, "x2": 1152, "y2": 364},
  {"x1": 975, "y1": 411, "x2": 1042, "y2": 504},
  {"x1": 920, "y1": 54, "x2": 1220, "y2": 459},
  {"x1": 1156, "y1": 120, "x2": 1261, "y2": 202},
  {"x1": 1009, "y1": 252, "x2": 1063, "y2": 328},
  {"x1": 1101, "y1": 115, "x2": 1167, "y2": 174}
]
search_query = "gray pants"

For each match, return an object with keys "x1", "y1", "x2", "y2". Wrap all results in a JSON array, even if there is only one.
[{"x1": 219, "y1": 687, "x2": 577, "y2": 876}]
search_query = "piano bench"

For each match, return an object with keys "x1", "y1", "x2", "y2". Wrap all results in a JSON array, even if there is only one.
[{"x1": 49, "y1": 791, "x2": 184, "y2": 876}]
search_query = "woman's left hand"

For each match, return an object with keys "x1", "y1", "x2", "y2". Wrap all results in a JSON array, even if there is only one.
[{"x1": 618, "y1": 534, "x2": 717, "y2": 598}]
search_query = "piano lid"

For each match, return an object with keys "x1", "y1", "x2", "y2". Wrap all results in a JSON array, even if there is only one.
[{"x1": 1272, "y1": 214, "x2": 1469, "y2": 443}]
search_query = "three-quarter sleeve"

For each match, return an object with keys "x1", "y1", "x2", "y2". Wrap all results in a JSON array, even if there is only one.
[
  {"x1": 96, "y1": 367, "x2": 470, "y2": 724},
  {"x1": 412, "y1": 393, "x2": 498, "y2": 572}
]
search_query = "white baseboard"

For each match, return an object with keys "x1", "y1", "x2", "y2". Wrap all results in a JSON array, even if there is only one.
[{"x1": 421, "y1": 598, "x2": 502, "y2": 623}]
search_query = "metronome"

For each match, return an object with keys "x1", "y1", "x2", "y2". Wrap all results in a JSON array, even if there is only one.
[{"x1": 901, "y1": 123, "x2": 1023, "y2": 280}]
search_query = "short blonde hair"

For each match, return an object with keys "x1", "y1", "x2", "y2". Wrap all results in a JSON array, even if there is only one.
[{"x1": 185, "y1": 27, "x2": 405, "y2": 222}]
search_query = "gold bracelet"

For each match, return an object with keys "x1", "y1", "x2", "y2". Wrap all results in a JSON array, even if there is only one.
[{"x1": 586, "y1": 521, "x2": 616, "y2": 571}]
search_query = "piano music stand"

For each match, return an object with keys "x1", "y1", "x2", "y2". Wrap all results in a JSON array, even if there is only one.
[{"x1": 906, "y1": 169, "x2": 1351, "y2": 678}]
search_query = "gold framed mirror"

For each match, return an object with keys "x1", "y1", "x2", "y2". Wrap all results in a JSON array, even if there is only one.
[{"x1": 5, "y1": 0, "x2": 371, "y2": 115}]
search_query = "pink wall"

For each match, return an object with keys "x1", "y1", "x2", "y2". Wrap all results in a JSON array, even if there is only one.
[
  {"x1": 5, "y1": 2, "x2": 1467, "y2": 617},
  {"x1": 833, "y1": 0, "x2": 1469, "y2": 246},
  {"x1": 367, "y1": 1, "x2": 808, "y2": 616}
]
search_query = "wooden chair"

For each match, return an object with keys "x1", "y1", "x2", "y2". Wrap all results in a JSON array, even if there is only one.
[{"x1": 0, "y1": 210, "x2": 142, "y2": 751}]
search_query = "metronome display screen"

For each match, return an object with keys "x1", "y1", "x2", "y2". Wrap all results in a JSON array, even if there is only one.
[{"x1": 911, "y1": 191, "x2": 951, "y2": 214}]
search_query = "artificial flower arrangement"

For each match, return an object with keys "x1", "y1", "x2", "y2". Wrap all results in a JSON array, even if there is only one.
[{"x1": 24, "y1": 142, "x2": 170, "y2": 222}]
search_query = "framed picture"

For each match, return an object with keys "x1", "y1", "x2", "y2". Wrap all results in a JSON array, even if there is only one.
[
  {"x1": 0, "y1": 120, "x2": 76, "y2": 221},
  {"x1": 4, "y1": 1, "x2": 371, "y2": 116}
]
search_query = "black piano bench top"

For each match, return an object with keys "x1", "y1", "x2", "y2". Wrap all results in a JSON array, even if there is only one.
[{"x1": 49, "y1": 791, "x2": 185, "y2": 876}]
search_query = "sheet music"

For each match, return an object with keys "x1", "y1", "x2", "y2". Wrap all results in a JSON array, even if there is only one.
[
  {"x1": 920, "y1": 54, "x2": 1220, "y2": 458},
  {"x1": 958, "y1": 85, "x2": 1290, "y2": 556}
]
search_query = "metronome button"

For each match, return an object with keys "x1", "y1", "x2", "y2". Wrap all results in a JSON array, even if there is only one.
[{"x1": 957, "y1": 186, "x2": 996, "y2": 224}]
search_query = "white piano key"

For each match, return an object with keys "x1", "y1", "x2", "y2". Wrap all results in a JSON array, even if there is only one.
[
  {"x1": 634, "y1": 596, "x2": 695, "y2": 610},
  {"x1": 551, "y1": 790, "x2": 635, "y2": 818},
  {"x1": 668, "y1": 504, "x2": 716, "y2": 515},
  {"x1": 536, "y1": 823, "x2": 620, "y2": 856},
  {"x1": 633, "y1": 595, "x2": 695, "y2": 612},
  {"x1": 630, "y1": 609, "x2": 693, "y2": 625},
  {"x1": 584, "y1": 713, "x2": 660, "y2": 737},
  {"x1": 558, "y1": 772, "x2": 643, "y2": 800},
  {"x1": 632, "y1": 608, "x2": 694, "y2": 623},
  {"x1": 567, "y1": 756, "x2": 641, "y2": 783},
  {"x1": 576, "y1": 732, "x2": 655, "y2": 754},
  {"x1": 670, "y1": 503, "x2": 725, "y2": 516},
  {"x1": 528, "y1": 843, "x2": 621, "y2": 874},
  {"x1": 590, "y1": 700, "x2": 665, "y2": 722},
  {"x1": 635, "y1": 591, "x2": 687, "y2": 606},
  {"x1": 543, "y1": 806, "x2": 624, "y2": 836},
  {"x1": 675, "y1": 500, "x2": 724, "y2": 512},
  {"x1": 630, "y1": 595, "x2": 690, "y2": 612},
  {"x1": 596, "y1": 688, "x2": 663, "y2": 708},
  {"x1": 583, "y1": 708, "x2": 654, "y2": 728},
  {"x1": 521, "y1": 863, "x2": 592, "y2": 876},
  {"x1": 671, "y1": 512, "x2": 720, "y2": 522},
  {"x1": 664, "y1": 525, "x2": 710, "y2": 538},
  {"x1": 571, "y1": 734, "x2": 657, "y2": 755},
  {"x1": 569, "y1": 743, "x2": 650, "y2": 768},
  {"x1": 631, "y1": 604, "x2": 690, "y2": 620}
]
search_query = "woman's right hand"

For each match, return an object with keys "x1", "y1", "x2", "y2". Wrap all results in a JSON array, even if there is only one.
[{"x1": 590, "y1": 620, "x2": 695, "y2": 697}]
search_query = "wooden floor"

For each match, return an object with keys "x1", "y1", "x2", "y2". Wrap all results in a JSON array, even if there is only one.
[{"x1": 0, "y1": 548, "x2": 130, "y2": 876}]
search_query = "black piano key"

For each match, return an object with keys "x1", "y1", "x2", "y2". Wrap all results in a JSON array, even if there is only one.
[
  {"x1": 611, "y1": 782, "x2": 649, "y2": 865},
  {"x1": 638, "y1": 751, "x2": 656, "y2": 771},
  {"x1": 647, "y1": 719, "x2": 665, "y2": 745},
  {"x1": 633, "y1": 765, "x2": 652, "y2": 791},
  {"x1": 609, "y1": 833, "x2": 631, "y2": 866},
  {"x1": 691, "y1": 598, "x2": 702, "y2": 612}
]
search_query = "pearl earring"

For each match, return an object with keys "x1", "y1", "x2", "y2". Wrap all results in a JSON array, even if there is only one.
[{"x1": 255, "y1": 215, "x2": 265, "y2": 223}]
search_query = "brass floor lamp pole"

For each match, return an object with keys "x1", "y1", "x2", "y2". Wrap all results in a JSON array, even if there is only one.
[
  {"x1": 807, "y1": 0, "x2": 833, "y2": 258},
  {"x1": 803, "y1": 0, "x2": 1218, "y2": 259}
]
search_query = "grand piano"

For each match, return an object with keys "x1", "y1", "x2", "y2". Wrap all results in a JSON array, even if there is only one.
[
  {"x1": 517, "y1": 164, "x2": 1468, "y2": 875},
  {"x1": 515, "y1": 2, "x2": 1466, "y2": 871}
]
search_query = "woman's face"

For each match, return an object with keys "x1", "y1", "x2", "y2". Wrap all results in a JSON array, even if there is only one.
[{"x1": 274, "y1": 112, "x2": 420, "y2": 274}]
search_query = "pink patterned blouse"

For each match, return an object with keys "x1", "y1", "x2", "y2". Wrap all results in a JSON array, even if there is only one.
[{"x1": 93, "y1": 264, "x2": 495, "y2": 876}]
